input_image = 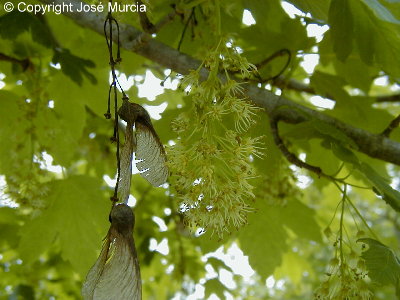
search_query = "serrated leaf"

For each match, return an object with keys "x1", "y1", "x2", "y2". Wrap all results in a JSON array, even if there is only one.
[
  {"x1": 358, "y1": 238, "x2": 400, "y2": 288},
  {"x1": 358, "y1": 162, "x2": 400, "y2": 212},
  {"x1": 18, "y1": 176, "x2": 109, "y2": 275},
  {"x1": 328, "y1": 0, "x2": 354, "y2": 61}
]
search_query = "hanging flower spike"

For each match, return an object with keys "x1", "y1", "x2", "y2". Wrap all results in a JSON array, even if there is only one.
[{"x1": 82, "y1": 204, "x2": 142, "y2": 300}]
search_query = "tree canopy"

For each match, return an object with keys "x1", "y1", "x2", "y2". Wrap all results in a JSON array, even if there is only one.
[{"x1": 1, "y1": 0, "x2": 400, "y2": 299}]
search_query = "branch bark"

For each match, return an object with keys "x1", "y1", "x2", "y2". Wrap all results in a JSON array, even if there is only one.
[
  {"x1": 273, "y1": 76, "x2": 400, "y2": 103},
  {"x1": 39, "y1": 0, "x2": 400, "y2": 166}
]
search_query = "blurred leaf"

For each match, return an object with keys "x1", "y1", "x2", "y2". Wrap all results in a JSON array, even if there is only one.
[
  {"x1": 310, "y1": 71, "x2": 349, "y2": 102},
  {"x1": 358, "y1": 238, "x2": 400, "y2": 288},
  {"x1": 361, "y1": 0, "x2": 400, "y2": 24},
  {"x1": 358, "y1": 162, "x2": 400, "y2": 212},
  {"x1": 52, "y1": 48, "x2": 96, "y2": 85},
  {"x1": 238, "y1": 200, "x2": 288, "y2": 279},
  {"x1": 8, "y1": 284, "x2": 35, "y2": 300},
  {"x1": 204, "y1": 278, "x2": 226, "y2": 299},
  {"x1": 331, "y1": 143, "x2": 360, "y2": 165},
  {"x1": 350, "y1": 0, "x2": 400, "y2": 77},
  {"x1": 0, "y1": 11, "x2": 54, "y2": 48},
  {"x1": 274, "y1": 252, "x2": 312, "y2": 285},
  {"x1": 310, "y1": 119, "x2": 358, "y2": 149},
  {"x1": 328, "y1": 0, "x2": 354, "y2": 61},
  {"x1": 281, "y1": 199, "x2": 322, "y2": 242},
  {"x1": 287, "y1": 0, "x2": 330, "y2": 21},
  {"x1": 18, "y1": 176, "x2": 109, "y2": 276}
]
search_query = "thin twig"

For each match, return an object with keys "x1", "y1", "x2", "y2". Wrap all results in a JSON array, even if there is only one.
[
  {"x1": 177, "y1": 8, "x2": 195, "y2": 51},
  {"x1": 269, "y1": 115, "x2": 323, "y2": 177},
  {"x1": 381, "y1": 114, "x2": 400, "y2": 137},
  {"x1": 130, "y1": 9, "x2": 177, "y2": 51},
  {"x1": 0, "y1": 53, "x2": 32, "y2": 71},
  {"x1": 137, "y1": 0, "x2": 156, "y2": 33},
  {"x1": 253, "y1": 49, "x2": 291, "y2": 83}
]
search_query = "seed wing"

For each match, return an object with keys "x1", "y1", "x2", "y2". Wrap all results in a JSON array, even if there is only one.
[
  {"x1": 82, "y1": 205, "x2": 141, "y2": 300},
  {"x1": 118, "y1": 123, "x2": 134, "y2": 203},
  {"x1": 135, "y1": 121, "x2": 168, "y2": 187}
]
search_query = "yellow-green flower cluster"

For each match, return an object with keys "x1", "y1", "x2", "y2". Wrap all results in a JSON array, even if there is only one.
[
  {"x1": 168, "y1": 41, "x2": 263, "y2": 237},
  {"x1": 314, "y1": 245, "x2": 373, "y2": 300},
  {"x1": 256, "y1": 164, "x2": 302, "y2": 206}
]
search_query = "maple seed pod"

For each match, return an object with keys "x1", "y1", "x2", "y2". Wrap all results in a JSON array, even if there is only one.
[
  {"x1": 82, "y1": 204, "x2": 141, "y2": 300},
  {"x1": 118, "y1": 99, "x2": 168, "y2": 187}
]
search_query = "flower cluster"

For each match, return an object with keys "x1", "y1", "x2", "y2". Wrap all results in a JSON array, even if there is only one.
[
  {"x1": 314, "y1": 233, "x2": 373, "y2": 300},
  {"x1": 5, "y1": 146, "x2": 49, "y2": 211},
  {"x1": 256, "y1": 164, "x2": 302, "y2": 206},
  {"x1": 168, "y1": 41, "x2": 262, "y2": 237}
]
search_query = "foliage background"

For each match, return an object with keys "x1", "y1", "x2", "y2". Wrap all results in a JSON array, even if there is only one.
[{"x1": 1, "y1": 0, "x2": 400, "y2": 299}]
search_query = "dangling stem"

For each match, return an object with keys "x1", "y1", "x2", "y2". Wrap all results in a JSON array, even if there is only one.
[
  {"x1": 339, "y1": 184, "x2": 346, "y2": 273},
  {"x1": 104, "y1": 0, "x2": 128, "y2": 203}
]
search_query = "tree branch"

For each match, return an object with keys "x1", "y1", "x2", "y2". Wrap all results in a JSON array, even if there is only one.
[
  {"x1": 39, "y1": 0, "x2": 400, "y2": 166},
  {"x1": 382, "y1": 114, "x2": 400, "y2": 137},
  {"x1": 273, "y1": 76, "x2": 400, "y2": 103}
]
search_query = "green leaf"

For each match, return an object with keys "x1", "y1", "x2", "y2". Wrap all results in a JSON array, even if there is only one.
[
  {"x1": 0, "y1": 11, "x2": 54, "y2": 48},
  {"x1": 287, "y1": 0, "x2": 330, "y2": 21},
  {"x1": 9, "y1": 284, "x2": 35, "y2": 300},
  {"x1": 18, "y1": 176, "x2": 109, "y2": 276},
  {"x1": 328, "y1": 0, "x2": 354, "y2": 61},
  {"x1": 0, "y1": 91, "x2": 31, "y2": 175},
  {"x1": 361, "y1": 0, "x2": 400, "y2": 24},
  {"x1": 358, "y1": 238, "x2": 400, "y2": 288},
  {"x1": 47, "y1": 70, "x2": 109, "y2": 117},
  {"x1": 281, "y1": 199, "x2": 322, "y2": 242},
  {"x1": 350, "y1": 0, "x2": 400, "y2": 77},
  {"x1": 310, "y1": 119, "x2": 358, "y2": 150},
  {"x1": 34, "y1": 108, "x2": 78, "y2": 166},
  {"x1": 52, "y1": 48, "x2": 96, "y2": 86},
  {"x1": 274, "y1": 252, "x2": 312, "y2": 285},
  {"x1": 331, "y1": 143, "x2": 360, "y2": 165},
  {"x1": 358, "y1": 162, "x2": 400, "y2": 212},
  {"x1": 238, "y1": 200, "x2": 288, "y2": 279},
  {"x1": 310, "y1": 71, "x2": 350, "y2": 103},
  {"x1": 204, "y1": 278, "x2": 226, "y2": 299}
]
